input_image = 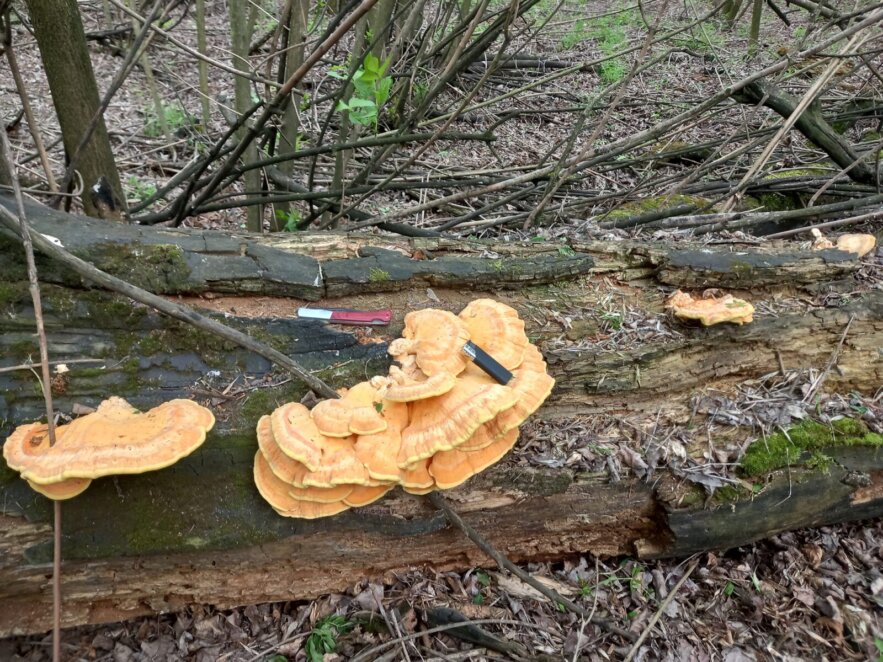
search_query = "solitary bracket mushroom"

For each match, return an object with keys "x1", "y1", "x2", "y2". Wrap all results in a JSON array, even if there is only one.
[
  {"x1": 667, "y1": 290, "x2": 755, "y2": 326},
  {"x1": 2, "y1": 396, "x2": 215, "y2": 500}
]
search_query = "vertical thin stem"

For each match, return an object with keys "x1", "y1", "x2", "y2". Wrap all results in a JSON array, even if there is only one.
[
  {"x1": 0, "y1": 98, "x2": 60, "y2": 662},
  {"x1": 53, "y1": 501, "x2": 62, "y2": 661}
]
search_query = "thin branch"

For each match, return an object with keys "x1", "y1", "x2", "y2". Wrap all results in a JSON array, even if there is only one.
[
  {"x1": 0, "y1": 106, "x2": 60, "y2": 662},
  {"x1": 623, "y1": 557, "x2": 700, "y2": 662},
  {"x1": 426, "y1": 491, "x2": 637, "y2": 642}
]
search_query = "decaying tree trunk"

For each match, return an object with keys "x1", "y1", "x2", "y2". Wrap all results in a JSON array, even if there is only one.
[{"x1": 0, "y1": 196, "x2": 881, "y2": 636}]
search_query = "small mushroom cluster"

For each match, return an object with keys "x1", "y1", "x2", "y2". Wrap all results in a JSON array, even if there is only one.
[
  {"x1": 253, "y1": 299, "x2": 555, "y2": 519},
  {"x1": 2, "y1": 397, "x2": 215, "y2": 499}
]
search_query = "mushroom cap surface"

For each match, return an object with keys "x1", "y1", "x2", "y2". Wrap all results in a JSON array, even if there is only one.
[
  {"x1": 26, "y1": 477, "x2": 92, "y2": 500},
  {"x1": 269, "y1": 402, "x2": 327, "y2": 471},
  {"x1": 836, "y1": 233, "x2": 876, "y2": 257},
  {"x1": 253, "y1": 452, "x2": 350, "y2": 519},
  {"x1": 459, "y1": 299, "x2": 527, "y2": 370},
  {"x1": 399, "y1": 458, "x2": 435, "y2": 493},
  {"x1": 667, "y1": 290, "x2": 754, "y2": 326},
  {"x1": 389, "y1": 309, "x2": 469, "y2": 377},
  {"x1": 429, "y1": 428, "x2": 520, "y2": 490},
  {"x1": 343, "y1": 483, "x2": 393, "y2": 507},
  {"x1": 288, "y1": 482, "x2": 354, "y2": 503},
  {"x1": 481, "y1": 343, "x2": 555, "y2": 439},
  {"x1": 398, "y1": 373, "x2": 518, "y2": 467},
  {"x1": 353, "y1": 401, "x2": 408, "y2": 482},
  {"x1": 256, "y1": 415, "x2": 311, "y2": 487},
  {"x1": 2, "y1": 397, "x2": 215, "y2": 484},
  {"x1": 377, "y1": 369, "x2": 457, "y2": 402},
  {"x1": 298, "y1": 435, "x2": 372, "y2": 488},
  {"x1": 310, "y1": 382, "x2": 388, "y2": 437}
]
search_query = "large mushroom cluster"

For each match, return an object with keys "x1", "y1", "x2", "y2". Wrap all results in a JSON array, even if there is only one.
[
  {"x1": 254, "y1": 299, "x2": 555, "y2": 519},
  {"x1": 3, "y1": 397, "x2": 215, "y2": 500}
]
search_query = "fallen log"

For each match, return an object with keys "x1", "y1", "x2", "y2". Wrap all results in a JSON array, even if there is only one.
[{"x1": 0, "y1": 197, "x2": 881, "y2": 636}]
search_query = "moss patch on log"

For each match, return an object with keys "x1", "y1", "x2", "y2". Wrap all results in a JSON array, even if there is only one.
[
  {"x1": 740, "y1": 418, "x2": 883, "y2": 477},
  {"x1": 604, "y1": 194, "x2": 712, "y2": 221},
  {"x1": 85, "y1": 243, "x2": 191, "y2": 292}
]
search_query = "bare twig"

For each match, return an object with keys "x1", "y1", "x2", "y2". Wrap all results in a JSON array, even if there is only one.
[
  {"x1": 0, "y1": 108, "x2": 60, "y2": 662},
  {"x1": 426, "y1": 491, "x2": 637, "y2": 641},
  {"x1": 622, "y1": 557, "x2": 700, "y2": 662},
  {"x1": 803, "y1": 315, "x2": 854, "y2": 404}
]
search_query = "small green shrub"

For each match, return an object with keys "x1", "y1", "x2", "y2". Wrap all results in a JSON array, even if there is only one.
[
  {"x1": 126, "y1": 175, "x2": 157, "y2": 203},
  {"x1": 330, "y1": 53, "x2": 393, "y2": 131},
  {"x1": 305, "y1": 615, "x2": 353, "y2": 662},
  {"x1": 144, "y1": 102, "x2": 192, "y2": 137}
]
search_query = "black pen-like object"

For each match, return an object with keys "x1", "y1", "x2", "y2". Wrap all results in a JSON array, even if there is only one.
[{"x1": 462, "y1": 341, "x2": 513, "y2": 385}]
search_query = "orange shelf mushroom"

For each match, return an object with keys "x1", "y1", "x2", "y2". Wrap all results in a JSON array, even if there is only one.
[
  {"x1": 311, "y1": 381, "x2": 387, "y2": 436},
  {"x1": 2, "y1": 396, "x2": 215, "y2": 500},
  {"x1": 667, "y1": 290, "x2": 754, "y2": 326},
  {"x1": 252, "y1": 299, "x2": 555, "y2": 519},
  {"x1": 834, "y1": 233, "x2": 876, "y2": 258},
  {"x1": 397, "y1": 373, "x2": 518, "y2": 467},
  {"x1": 388, "y1": 309, "x2": 470, "y2": 378},
  {"x1": 459, "y1": 298, "x2": 527, "y2": 370}
]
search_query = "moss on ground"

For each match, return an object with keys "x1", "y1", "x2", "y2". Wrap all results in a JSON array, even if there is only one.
[{"x1": 740, "y1": 418, "x2": 883, "y2": 477}]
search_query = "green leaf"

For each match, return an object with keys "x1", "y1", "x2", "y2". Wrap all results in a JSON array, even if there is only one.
[
  {"x1": 751, "y1": 571, "x2": 762, "y2": 593},
  {"x1": 375, "y1": 76, "x2": 393, "y2": 107},
  {"x1": 724, "y1": 581, "x2": 735, "y2": 596},
  {"x1": 346, "y1": 97, "x2": 376, "y2": 108},
  {"x1": 362, "y1": 53, "x2": 381, "y2": 80}
]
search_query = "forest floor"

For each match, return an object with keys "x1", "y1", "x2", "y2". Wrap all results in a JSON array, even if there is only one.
[
  {"x1": 1, "y1": 0, "x2": 883, "y2": 660},
  {"x1": 4, "y1": 518, "x2": 883, "y2": 661}
]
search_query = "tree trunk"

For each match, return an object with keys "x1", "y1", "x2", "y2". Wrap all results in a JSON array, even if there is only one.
[
  {"x1": 24, "y1": 0, "x2": 125, "y2": 218},
  {"x1": 0, "y1": 196, "x2": 881, "y2": 636}
]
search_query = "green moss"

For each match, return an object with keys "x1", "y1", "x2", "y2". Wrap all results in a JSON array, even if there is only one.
[
  {"x1": 73, "y1": 366, "x2": 108, "y2": 378},
  {"x1": 0, "y1": 282, "x2": 27, "y2": 308},
  {"x1": 137, "y1": 327, "x2": 235, "y2": 367},
  {"x1": 740, "y1": 418, "x2": 883, "y2": 477},
  {"x1": 244, "y1": 325, "x2": 291, "y2": 353},
  {"x1": 755, "y1": 193, "x2": 798, "y2": 212},
  {"x1": 605, "y1": 194, "x2": 712, "y2": 221},
  {"x1": 762, "y1": 167, "x2": 829, "y2": 180},
  {"x1": 713, "y1": 484, "x2": 754, "y2": 503},
  {"x1": 806, "y1": 451, "x2": 834, "y2": 474},
  {"x1": 7, "y1": 339, "x2": 38, "y2": 358},
  {"x1": 237, "y1": 382, "x2": 310, "y2": 428},
  {"x1": 368, "y1": 267, "x2": 390, "y2": 282},
  {"x1": 87, "y1": 243, "x2": 191, "y2": 292}
]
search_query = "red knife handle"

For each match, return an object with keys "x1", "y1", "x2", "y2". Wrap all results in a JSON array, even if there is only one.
[{"x1": 329, "y1": 309, "x2": 392, "y2": 325}]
